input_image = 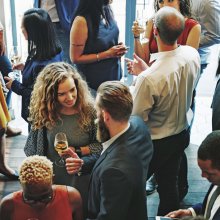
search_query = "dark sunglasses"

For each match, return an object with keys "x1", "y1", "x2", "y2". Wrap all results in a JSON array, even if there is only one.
[{"x1": 23, "y1": 191, "x2": 53, "y2": 205}]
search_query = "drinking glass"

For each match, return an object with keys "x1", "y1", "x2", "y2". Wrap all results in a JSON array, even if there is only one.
[
  {"x1": 54, "y1": 132, "x2": 68, "y2": 167},
  {"x1": 135, "y1": 9, "x2": 149, "y2": 44},
  {"x1": 8, "y1": 46, "x2": 22, "y2": 81},
  {"x1": 9, "y1": 46, "x2": 22, "y2": 65}
]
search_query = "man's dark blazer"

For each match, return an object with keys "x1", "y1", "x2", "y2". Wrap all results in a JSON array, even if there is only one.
[
  {"x1": 87, "y1": 116, "x2": 153, "y2": 220},
  {"x1": 192, "y1": 184, "x2": 220, "y2": 220},
  {"x1": 212, "y1": 79, "x2": 220, "y2": 130}
]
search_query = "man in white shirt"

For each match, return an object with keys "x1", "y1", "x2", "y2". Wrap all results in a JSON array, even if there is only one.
[
  {"x1": 166, "y1": 130, "x2": 220, "y2": 220},
  {"x1": 126, "y1": 6, "x2": 200, "y2": 215}
]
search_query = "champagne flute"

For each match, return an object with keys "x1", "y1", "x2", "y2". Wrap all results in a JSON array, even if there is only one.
[{"x1": 54, "y1": 132, "x2": 68, "y2": 167}]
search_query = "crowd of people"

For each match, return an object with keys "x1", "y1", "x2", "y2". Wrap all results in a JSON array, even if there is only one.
[{"x1": 0, "y1": 0, "x2": 220, "y2": 219}]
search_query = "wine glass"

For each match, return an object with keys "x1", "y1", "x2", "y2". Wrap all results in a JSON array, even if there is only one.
[
  {"x1": 9, "y1": 46, "x2": 22, "y2": 65},
  {"x1": 8, "y1": 46, "x2": 22, "y2": 81},
  {"x1": 135, "y1": 9, "x2": 149, "y2": 44},
  {"x1": 54, "y1": 132, "x2": 68, "y2": 167}
]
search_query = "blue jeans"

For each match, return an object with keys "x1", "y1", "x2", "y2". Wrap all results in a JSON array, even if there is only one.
[
  {"x1": 53, "y1": 22, "x2": 71, "y2": 63},
  {"x1": 0, "y1": 55, "x2": 13, "y2": 107}
]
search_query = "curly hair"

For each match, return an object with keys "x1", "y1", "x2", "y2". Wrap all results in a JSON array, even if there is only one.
[
  {"x1": 19, "y1": 155, "x2": 53, "y2": 185},
  {"x1": 28, "y1": 62, "x2": 95, "y2": 131},
  {"x1": 154, "y1": 0, "x2": 191, "y2": 17}
]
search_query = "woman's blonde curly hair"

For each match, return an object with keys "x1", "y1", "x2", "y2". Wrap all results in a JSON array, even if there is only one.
[{"x1": 28, "y1": 62, "x2": 95, "y2": 131}]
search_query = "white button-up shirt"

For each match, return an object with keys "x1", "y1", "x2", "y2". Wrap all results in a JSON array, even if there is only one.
[{"x1": 132, "y1": 46, "x2": 200, "y2": 140}]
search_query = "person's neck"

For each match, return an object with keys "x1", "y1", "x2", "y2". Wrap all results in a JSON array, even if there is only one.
[
  {"x1": 108, "y1": 121, "x2": 129, "y2": 138},
  {"x1": 157, "y1": 41, "x2": 178, "y2": 52},
  {"x1": 59, "y1": 107, "x2": 78, "y2": 115}
]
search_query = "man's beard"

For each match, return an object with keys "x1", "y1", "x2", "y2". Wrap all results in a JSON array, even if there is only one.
[{"x1": 95, "y1": 115, "x2": 110, "y2": 143}]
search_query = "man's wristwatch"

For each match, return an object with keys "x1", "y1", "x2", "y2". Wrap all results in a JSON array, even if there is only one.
[{"x1": 75, "y1": 148, "x2": 82, "y2": 157}]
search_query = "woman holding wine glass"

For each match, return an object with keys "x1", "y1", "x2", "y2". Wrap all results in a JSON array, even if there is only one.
[
  {"x1": 4, "y1": 8, "x2": 62, "y2": 125},
  {"x1": 132, "y1": 0, "x2": 201, "y2": 64},
  {"x1": 24, "y1": 62, "x2": 102, "y2": 218}
]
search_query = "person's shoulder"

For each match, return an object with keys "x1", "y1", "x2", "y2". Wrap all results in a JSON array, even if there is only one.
[
  {"x1": 130, "y1": 115, "x2": 145, "y2": 128},
  {"x1": 180, "y1": 45, "x2": 199, "y2": 54},
  {"x1": 186, "y1": 18, "x2": 199, "y2": 26},
  {"x1": 66, "y1": 186, "x2": 82, "y2": 207},
  {"x1": 180, "y1": 45, "x2": 200, "y2": 60},
  {"x1": 73, "y1": 16, "x2": 87, "y2": 26},
  {"x1": 0, "y1": 193, "x2": 14, "y2": 214}
]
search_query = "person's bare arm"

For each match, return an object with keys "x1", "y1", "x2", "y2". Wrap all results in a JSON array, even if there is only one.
[
  {"x1": 67, "y1": 186, "x2": 83, "y2": 220},
  {"x1": 186, "y1": 23, "x2": 201, "y2": 49},
  {"x1": 0, "y1": 193, "x2": 14, "y2": 220},
  {"x1": 0, "y1": 29, "x2": 5, "y2": 55},
  {"x1": 70, "y1": 16, "x2": 127, "y2": 64}
]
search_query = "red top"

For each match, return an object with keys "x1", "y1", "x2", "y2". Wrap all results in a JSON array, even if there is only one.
[
  {"x1": 149, "y1": 18, "x2": 199, "y2": 53},
  {"x1": 12, "y1": 185, "x2": 72, "y2": 220}
]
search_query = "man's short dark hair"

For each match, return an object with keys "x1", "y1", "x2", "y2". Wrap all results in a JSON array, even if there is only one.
[
  {"x1": 97, "y1": 81, "x2": 133, "y2": 122},
  {"x1": 154, "y1": 6, "x2": 185, "y2": 45},
  {"x1": 198, "y1": 130, "x2": 220, "y2": 170}
]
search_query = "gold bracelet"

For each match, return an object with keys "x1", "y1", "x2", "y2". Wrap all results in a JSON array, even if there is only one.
[{"x1": 96, "y1": 53, "x2": 100, "y2": 62}]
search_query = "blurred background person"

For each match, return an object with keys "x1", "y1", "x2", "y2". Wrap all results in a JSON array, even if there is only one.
[
  {"x1": 0, "y1": 155, "x2": 83, "y2": 220},
  {"x1": 0, "y1": 82, "x2": 19, "y2": 180},
  {"x1": 0, "y1": 20, "x2": 22, "y2": 137},
  {"x1": 34, "y1": 0, "x2": 79, "y2": 63},
  {"x1": 4, "y1": 8, "x2": 62, "y2": 127},
  {"x1": 191, "y1": 0, "x2": 220, "y2": 74},
  {"x1": 25, "y1": 62, "x2": 102, "y2": 218},
  {"x1": 70, "y1": 0, "x2": 128, "y2": 95}
]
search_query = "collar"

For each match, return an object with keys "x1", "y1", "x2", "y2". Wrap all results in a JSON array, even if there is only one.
[
  {"x1": 149, "y1": 45, "x2": 181, "y2": 63},
  {"x1": 101, "y1": 123, "x2": 130, "y2": 155}
]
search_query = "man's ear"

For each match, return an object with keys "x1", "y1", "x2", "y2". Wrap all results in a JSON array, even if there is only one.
[
  {"x1": 153, "y1": 26, "x2": 158, "y2": 37},
  {"x1": 102, "y1": 109, "x2": 110, "y2": 122}
]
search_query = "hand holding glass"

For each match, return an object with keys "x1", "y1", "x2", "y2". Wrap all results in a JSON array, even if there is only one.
[
  {"x1": 9, "y1": 46, "x2": 22, "y2": 81},
  {"x1": 54, "y1": 132, "x2": 68, "y2": 167}
]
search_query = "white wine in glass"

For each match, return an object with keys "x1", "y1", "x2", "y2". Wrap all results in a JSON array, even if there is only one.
[{"x1": 54, "y1": 132, "x2": 68, "y2": 167}]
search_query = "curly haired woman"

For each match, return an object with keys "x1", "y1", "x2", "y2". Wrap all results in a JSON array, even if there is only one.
[{"x1": 25, "y1": 62, "x2": 102, "y2": 218}]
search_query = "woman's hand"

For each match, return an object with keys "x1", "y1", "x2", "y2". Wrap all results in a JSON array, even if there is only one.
[
  {"x1": 13, "y1": 62, "x2": 24, "y2": 71},
  {"x1": 4, "y1": 76, "x2": 14, "y2": 90},
  {"x1": 132, "y1": 21, "x2": 145, "y2": 38},
  {"x1": 106, "y1": 43, "x2": 128, "y2": 58}
]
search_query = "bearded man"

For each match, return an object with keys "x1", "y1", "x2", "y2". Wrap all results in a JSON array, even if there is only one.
[{"x1": 66, "y1": 81, "x2": 153, "y2": 220}]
